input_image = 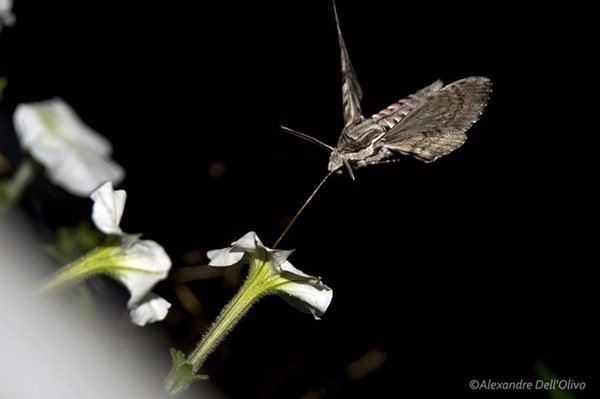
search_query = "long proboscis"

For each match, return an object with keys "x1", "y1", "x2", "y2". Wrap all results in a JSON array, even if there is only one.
[{"x1": 273, "y1": 170, "x2": 335, "y2": 248}]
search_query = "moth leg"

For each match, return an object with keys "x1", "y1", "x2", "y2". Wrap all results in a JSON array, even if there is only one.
[
  {"x1": 355, "y1": 147, "x2": 394, "y2": 168},
  {"x1": 368, "y1": 158, "x2": 403, "y2": 166},
  {"x1": 343, "y1": 158, "x2": 356, "y2": 180}
]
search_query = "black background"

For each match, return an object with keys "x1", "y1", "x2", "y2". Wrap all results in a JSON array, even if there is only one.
[{"x1": 0, "y1": 1, "x2": 595, "y2": 398}]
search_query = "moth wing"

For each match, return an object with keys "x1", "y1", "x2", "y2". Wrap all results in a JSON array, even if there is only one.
[
  {"x1": 382, "y1": 76, "x2": 491, "y2": 162},
  {"x1": 370, "y1": 80, "x2": 444, "y2": 130},
  {"x1": 333, "y1": 2, "x2": 363, "y2": 128},
  {"x1": 335, "y1": 80, "x2": 445, "y2": 152}
]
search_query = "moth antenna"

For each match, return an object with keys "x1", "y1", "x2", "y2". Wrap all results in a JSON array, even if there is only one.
[
  {"x1": 273, "y1": 170, "x2": 335, "y2": 249},
  {"x1": 280, "y1": 125, "x2": 334, "y2": 151}
]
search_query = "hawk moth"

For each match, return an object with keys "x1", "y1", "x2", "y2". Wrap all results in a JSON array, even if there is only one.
[{"x1": 283, "y1": 3, "x2": 491, "y2": 180}]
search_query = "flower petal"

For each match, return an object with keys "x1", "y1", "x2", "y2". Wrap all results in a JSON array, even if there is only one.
[
  {"x1": 129, "y1": 293, "x2": 172, "y2": 326},
  {"x1": 13, "y1": 98, "x2": 124, "y2": 196},
  {"x1": 231, "y1": 231, "x2": 263, "y2": 251},
  {"x1": 207, "y1": 247, "x2": 245, "y2": 267},
  {"x1": 90, "y1": 182, "x2": 126, "y2": 235},
  {"x1": 275, "y1": 278, "x2": 333, "y2": 320},
  {"x1": 45, "y1": 149, "x2": 124, "y2": 197},
  {"x1": 112, "y1": 237, "x2": 172, "y2": 306},
  {"x1": 274, "y1": 260, "x2": 333, "y2": 319},
  {"x1": 206, "y1": 231, "x2": 264, "y2": 267},
  {"x1": 271, "y1": 249, "x2": 295, "y2": 270}
]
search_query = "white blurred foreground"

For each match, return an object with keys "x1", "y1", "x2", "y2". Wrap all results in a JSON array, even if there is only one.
[{"x1": 0, "y1": 211, "x2": 224, "y2": 399}]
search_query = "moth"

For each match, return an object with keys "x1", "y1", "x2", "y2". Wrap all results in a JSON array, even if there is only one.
[
  {"x1": 283, "y1": 3, "x2": 492, "y2": 180},
  {"x1": 273, "y1": 3, "x2": 492, "y2": 247}
]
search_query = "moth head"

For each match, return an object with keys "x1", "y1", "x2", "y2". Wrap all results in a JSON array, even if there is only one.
[
  {"x1": 328, "y1": 151, "x2": 355, "y2": 180},
  {"x1": 327, "y1": 151, "x2": 344, "y2": 173}
]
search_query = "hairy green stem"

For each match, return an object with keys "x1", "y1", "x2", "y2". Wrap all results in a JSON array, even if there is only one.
[
  {"x1": 187, "y1": 258, "x2": 273, "y2": 370},
  {"x1": 166, "y1": 257, "x2": 284, "y2": 394}
]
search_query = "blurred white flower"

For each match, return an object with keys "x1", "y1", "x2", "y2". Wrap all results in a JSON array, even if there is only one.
[
  {"x1": 129, "y1": 293, "x2": 172, "y2": 326},
  {"x1": 43, "y1": 182, "x2": 172, "y2": 326},
  {"x1": 0, "y1": 0, "x2": 15, "y2": 31},
  {"x1": 13, "y1": 98, "x2": 124, "y2": 196},
  {"x1": 208, "y1": 231, "x2": 332, "y2": 319}
]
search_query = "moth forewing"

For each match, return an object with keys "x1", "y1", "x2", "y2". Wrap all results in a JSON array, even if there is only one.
[
  {"x1": 381, "y1": 76, "x2": 491, "y2": 163},
  {"x1": 333, "y1": 0, "x2": 363, "y2": 128}
]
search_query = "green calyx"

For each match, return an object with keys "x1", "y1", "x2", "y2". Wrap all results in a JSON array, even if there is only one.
[
  {"x1": 165, "y1": 349, "x2": 208, "y2": 395},
  {"x1": 40, "y1": 239, "x2": 122, "y2": 292}
]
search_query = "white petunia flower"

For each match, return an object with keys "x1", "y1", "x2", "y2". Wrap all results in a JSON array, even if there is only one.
[
  {"x1": 166, "y1": 231, "x2": 332, "y2": 394},
  {"x1": 90, "y1": 182, "x2": 171, "y2": 325},
  {"x1": 208, "y1": 231, "x2": 332, "y2": 319},
  {"x1": 43, "y1": 182, "x2": 171, "y2": 326},
  {"x1": 0, "y1": 0, "x2": 15, "y2": 31},
  {"x1": 13, "y1": 98, "x2": 124, "y2": 197}
]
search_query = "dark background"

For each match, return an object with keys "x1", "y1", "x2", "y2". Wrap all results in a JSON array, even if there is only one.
[{"x1": 1, "y1": 1, "x2": 595, "y2": 398}]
